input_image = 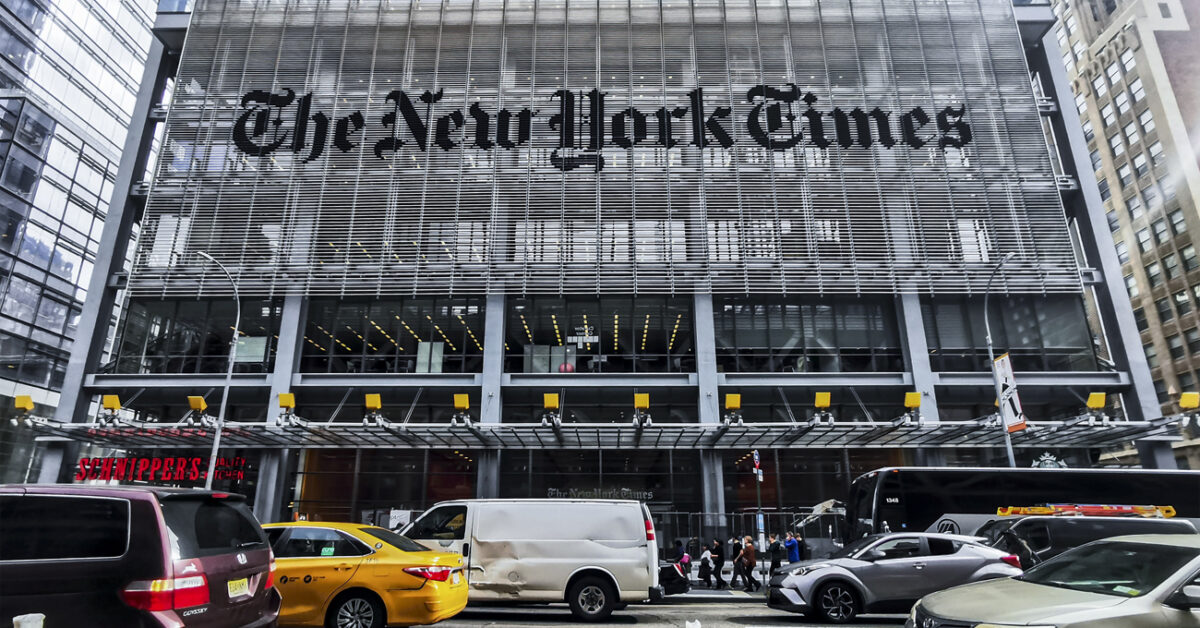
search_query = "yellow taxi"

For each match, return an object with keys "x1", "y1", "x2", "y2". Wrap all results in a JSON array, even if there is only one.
[{"x1": 262, "y1": 521, "x2": 467, "y2": 628}]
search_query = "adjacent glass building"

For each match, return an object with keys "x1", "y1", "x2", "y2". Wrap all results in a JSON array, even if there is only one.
[
  {"x1": 30, "y1": 0, "x2": 1184, "y2": 534},
  {"x1": 0, "y1": 0, "x2": 156, "y2": 482}
]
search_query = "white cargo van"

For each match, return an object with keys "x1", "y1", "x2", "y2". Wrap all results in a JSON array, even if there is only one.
[{"x1": 403, "y1": 499, "x2": 661, "y2": 621}]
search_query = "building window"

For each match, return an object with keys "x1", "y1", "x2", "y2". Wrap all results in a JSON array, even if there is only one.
[
  {"x1": 1118, "y1": 164, "x2": 1134, "y2": 187},
  {"x1": 1168, "y1": 334, "x2": 1186, "y2": 360},
  {"x1": 1176, "y1": 290, "x2": 1193, "y2": 315},
  {"x1": 1108, "y1": 133, "x2": 1124, "y2": 157},
  {"x1": 1136, "y1": 228, "x2": 1154, "y2": 253},
  {"x1": 1120, "y1": 48, "x2": 1136, "y2": 71},
  {"x1": 1152, "y1": 219, "x2": 1171, "y2": 244},
  {"x1": 1184, "y1": 245, "x2": 1200, "y2": 272},
  {"x1": 1165, "y1": 253, "x2": 1181, "y2": 279},
  {"x1": 1135, "y1": 308, "x2": 1150, "y2": 332},
  {"x1": 1117, "y1": 241, "x2": 1131, "y2": 264},
  {"x1": 1155, "y1": 379, "x2": 1169, "y2": 402},
  {"x1": 1179, "y1": 371, "x2": 1195, "y2": 393},
  {"x1": 1092, "y1": 75, "x2": 1108, "y2": 98},
  {"x1": 1106, "y1": 62, "x2": 1122, "y2": 85},
  {"x1": 1148, "y1": 141, "x2": 1165, "y2": 165},
  {"x1": 1126, "y1": 274, "x2": 1140, "y2": 298},
  {"x1": 1187, "y1": 328, "x2": 1200, "y2": 354},
  {"x1": 1126, "y1": 193, "x2": 1144, "y2": 219},
  {"x1": 1160, "y1": 2, "x2": 1172, "y2": 18},
  {"x1": 1144, "y1": 186, "x2": 1160, "y2": 209},
  {"x1": 1101, "y1": 104, "x2": 1117, "y2": 127},
  {"x1": 1083, "y1": 119, "x2": 1095, "y2": 142},
  {"x1": 1075, "y1": 92, "x2": 1088, "y2": 116},
  {"x1": 1123, "y1": 121, "x2": 1140, "y2": 146},
  {"x1": 714, "y1": 296, "x2": 901, "y2": 373},
  {"x1": 1158, "y1": 297, "x2": 1175, "y2": 322},
  {"x1": 1098, "y1": 177, "x2": 1112, "y2": 200},
  {"x1": 1160, "y1": 176, "x2": 1176, "y2": 201},
  {"x1": 1130, "y1": 78, "x2": 1146, "y2": 102},
  {"x1": 1146, "y1": 260, "x2": 1162, "y2": 285},
  {"x1": 1133, "y1": 153, "x2": 1149, "y2": 178},
  {"x1": 1107, "y1": 209, "x2": 1121, "y2": 232},
  {"x1": 1067, "y1": 14, "x2": 1079, "y2": 34},
  {"x1": 1056, "y1": 25, "x2": 1068, "y2": 49},
  {"x1": 1193, "y1": 283, "x2": 1200, "y2": 302},
  {"x1": 111, "y1": 298, "x2": 283, "y2": 374},
  {"x1": 1114, "y1": 91, "x2": 1130, "y2": 115},
  {"x1": 1171, "y1": 210, "x2": 1187, "y2": 235},
  {"x1": 1090, "y1": 149, "x2": 1102, "y2": 171},
  {"x1": 1138, "y1": 109, "x2": 1155, "y2": 134},
  {"x1": 1145, "y1": 343, "x2": 1159, "y2": 368}
]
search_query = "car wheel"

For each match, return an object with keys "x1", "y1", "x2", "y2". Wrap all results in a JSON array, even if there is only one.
[
  {"x1": 812, "y1": 581, "x2": 860, "y2": 624},
  {"x1": 568, "y1": 576, "x2": 617, "y2": 622},
  {"x1": 326, "y1": 591, "x2": 385, "y2": 628}
]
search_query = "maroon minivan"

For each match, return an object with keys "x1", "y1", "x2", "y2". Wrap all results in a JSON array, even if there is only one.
[{"x1": 0, "y1": 485, "x2": 280, "y2": 627}]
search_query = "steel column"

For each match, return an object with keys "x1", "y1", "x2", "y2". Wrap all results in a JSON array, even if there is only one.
[
  {"x1": 695, "y1": 294, "x2": 720, "y2": 424},
  {"x1": 254, "y1": 295, "x2": 305, "y2": 521},
  {"x1": 898, "y1": 294, "x2": 939, "y2": 423},
  {"x1": 476, "y1": 294, "x2": 505, "y2": 496}
]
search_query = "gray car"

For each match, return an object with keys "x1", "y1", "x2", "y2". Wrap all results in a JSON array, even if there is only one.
[
  {"x1": 767, "y1": 532, "x2": 1022, "y2": 623},
  {"x1": 908, "y1": 534, "x2": 1200, "y2": 628}
]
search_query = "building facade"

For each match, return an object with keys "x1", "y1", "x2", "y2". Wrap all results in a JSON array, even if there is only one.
[
  {"x1": 0, "y1": 0, "x2": 157, "y2": 481},
  {"x1": 30, "y1": 0, "x2": 1185, "y2": 529},
  {"x1": 1052, "y1": 0, "x2": 1200, "y2": 466}
]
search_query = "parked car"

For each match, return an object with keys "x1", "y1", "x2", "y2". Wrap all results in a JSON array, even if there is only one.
[
  {"x1": 658, "y1": 560, "x2": 691, "y2": 596},
  {"x1": 0, "y1": 485, "x2": 280, "y2": 628},
  {"x1": 402, "y1": 499, "x2": 660, "y2": 621},
  {"x1": 767, "y1": 532, "x2": 1021, "y2": 623},
  {"x1": 263, "y1": 521, "x2": 466, "y2": 628},
  {"x1": 976, "y1": 514, "x2": 1197, "y2": 568},
  {"x1": 909, "y1": 534, "x2": 1200, "y2": 628}
]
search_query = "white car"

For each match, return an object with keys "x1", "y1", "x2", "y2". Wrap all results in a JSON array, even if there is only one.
[
  {"x1": 909, "y1": 534, "x2": 1200, "y2": 628},
  {"x1": 403, "y1": 499, "x2": 659, "y2": 621}
]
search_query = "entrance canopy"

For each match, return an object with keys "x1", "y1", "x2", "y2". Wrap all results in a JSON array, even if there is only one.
[{"x1": 26, "y1": 416, "x2": 1181, "y2": 451}]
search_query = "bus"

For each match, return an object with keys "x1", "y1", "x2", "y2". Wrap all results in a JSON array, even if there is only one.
[{"x1": 846, "y1": 467, "x2": 1200, "y2": 540}]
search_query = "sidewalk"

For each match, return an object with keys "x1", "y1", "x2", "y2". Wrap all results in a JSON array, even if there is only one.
[{"x1": 673, "y1": 586, "x2": 766, "y2": 603}]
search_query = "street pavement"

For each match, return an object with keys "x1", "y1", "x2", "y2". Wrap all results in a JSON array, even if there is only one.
[{"x1": 438, "y1": 601, "x2": 908, "y2": 627}]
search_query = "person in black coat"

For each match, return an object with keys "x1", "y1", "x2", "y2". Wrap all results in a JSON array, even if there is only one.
[
  {"x1": 728, "y1": 537, "x2": 744, "y2": 589},
  {"x1": 710, "y1": 538, "x2": 727, "y2": 589}
]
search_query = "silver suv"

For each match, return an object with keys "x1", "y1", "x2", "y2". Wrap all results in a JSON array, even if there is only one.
[{"x1": 909, "y1": 534, "x2": 1200, "y2": 628}]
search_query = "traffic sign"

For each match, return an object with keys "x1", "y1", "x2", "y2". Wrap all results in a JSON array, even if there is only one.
[
  {"x1": 993, "y1": 353, "x2": 1027, "y2": 433},
  {"x1": 752, "y1": 449, "x2": 760, "y2": 468}
]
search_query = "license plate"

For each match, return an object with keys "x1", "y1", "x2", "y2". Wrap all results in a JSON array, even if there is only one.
[
  {"x1": 452, "y1": 571, "x2": 461, "y2": 585},
  {"x1": 227, "y1": 577, "x2": 250, "y2": 598}
]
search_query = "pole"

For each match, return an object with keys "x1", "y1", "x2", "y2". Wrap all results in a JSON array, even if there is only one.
[
  {"x1": 199, "y1": 251, "x2": 240, "y2": 490},
  {"x1": 753, "y1": 450, "x2": 765, "y2": 586},
  {"x1": 984, "y1": 252, "x2": 1017, "y2": 468}
]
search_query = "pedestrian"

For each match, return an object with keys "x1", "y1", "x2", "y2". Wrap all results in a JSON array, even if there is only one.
[
  {"x1": 679, "y1": 546, "x2": 692, "y2": 574},
  {"x1": 767, "y1": 533, "x2": 784, "y2": 575},
  {"x1": 673, "y1": 540, "x2": 684, "y2": 561},
  {"x1": 698, "y1": 544, "x2": 714, "y2": 588},
  {"x1": 738, "y1": 535, "x2": 761, "y2": 592},
  {"x1": 710, "y1": 538, "x2": 726, "y2": 589},
  {"x1": 728, "y1": 536, "x2": 743, "y2": 589},
  {"x1": 784, "y1": 531, "x2": 801, "y2": 564}
]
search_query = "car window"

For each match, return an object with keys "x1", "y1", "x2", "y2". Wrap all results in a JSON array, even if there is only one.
[
  {"x1": 359, "y1": 527, "x2": 431, "y2": 552},
  {"x1": 407, "y1": 505, "x2": 467, "y2": 540},
  {"x1": 1020, "y1": 541, "x2": 1199, "y2": 598},
  {"x1": 927, "y1": 537, "x2": 959, "y2": 556},
  {"x1": 277, "y1": 528, "x2": 370, "y2": 558},
  {"x1": 1024, "y1": 522, "x2": 1051, "y2": 552},
  {"x1": 870, "y1": 537, "x2": 922, "y2": 560},
  {"x1": 265, "y1": 527, "x2": 287, "y2": 550},
  {"x1": 160, "y1": 496, "x2": 267, "y2": 559},
  {"x1": 0, "y1": 495, "x2": 129, "y2": 561}
]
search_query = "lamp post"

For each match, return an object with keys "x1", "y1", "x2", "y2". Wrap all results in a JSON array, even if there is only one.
[
  {"x1": 198, "y1": 251, "x2": 240, "y2": 490},
  {"x1": 983, "y1": 251, "x2": 1018, "y2": 468}
]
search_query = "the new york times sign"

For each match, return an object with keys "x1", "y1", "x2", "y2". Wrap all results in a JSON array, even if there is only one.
[{"x1": 233, "y1": 84, "x2": 972, "y2": 172}]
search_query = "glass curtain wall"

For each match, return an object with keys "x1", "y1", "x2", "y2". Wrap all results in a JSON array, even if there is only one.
[
  {"x1": 302, "y1": 297, "x2": 485, "y2": 374},
  {"x1": 498, "y1": 450, "x2": 702, "y2": 513},
  {"x1": 713, "y1": 296, "x2": 903, "y2": 372},
  {"x1": 109, "y1": 298, "x2": 282, "y2": 374},
  {"x1": 505, "y1": 296, "x2": 695, "y2": 373},
  {"x1": 922, "y1": 295, "x2": 1099, "y2": 371},
  {"x1": 502, "y1": 387, "x2": 699, "y2": 423}
]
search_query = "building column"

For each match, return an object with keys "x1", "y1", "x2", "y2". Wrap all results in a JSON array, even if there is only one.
[
  {"x1": 898, "y1": 294, "x2": 940, "y2": 423},
  {"x1": 1031, "y1": 32, "x2": 1174, "y2": 467},
  {"x1": 253, "y1": 295, "x2": 304, "y2": 521},
  {"x1": 38, "y1": 37, "x2": 171, "y2": 483},
  {"x1": 699, "y1": 449, "x2": 726, "y2": 540},
  {"x1": 694, "y1": 294, "x2": 720, "y2": 423},
  {"x1": 476, "y1": 294, "x2": 504, "y2": 498}
]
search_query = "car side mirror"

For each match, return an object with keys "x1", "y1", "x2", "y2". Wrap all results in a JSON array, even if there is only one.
[
  {"x1": 864, "y1": 549, "x2": 887, "y2": 561},
  {"x1": 1167, "y1": 585, "x2": 1200, "y2": 610}
]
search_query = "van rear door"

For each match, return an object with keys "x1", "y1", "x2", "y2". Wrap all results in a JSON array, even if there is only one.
[
  {"x1": 641, "y1": 503, "x2": 659, "y2": 589},
  {"x1": 159, "y1": 494, "x2": 275, "y2": 627}
]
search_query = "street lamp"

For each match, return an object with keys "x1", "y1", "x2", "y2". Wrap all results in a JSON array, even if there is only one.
[
  {"x1": 983, "y1": 251, "x2": 1018, "y2": 468},
  {"x1": 198, "y1": 251, "x2": 240, "y2": 490}
]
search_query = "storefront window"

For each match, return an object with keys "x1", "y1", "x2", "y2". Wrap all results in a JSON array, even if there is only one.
[
  {"x1": 498, "y1": 450, "x2": 701, "y2": 513},
  {"x1": 922, "y1": 295, "x2": 1098, "y2": 371},
  {"x1": 713, "y1": 296, "x2": 902, "y2": 372},
  {"x1": 109, "y1": 298, "x2": 282, "y2": 374},
  {"x1": 505, "y1": 296, "x2": 694, "y2": 373},
  {"x1": 302, "y1": 297, "x2": 484, "y2": 374}
]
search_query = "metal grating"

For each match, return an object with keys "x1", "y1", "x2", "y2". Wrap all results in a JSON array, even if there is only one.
[
  {"x1": 131, "y1": 0, "x2": 1081, "y2": 297},
  {"x1": 26, "y1": 419, "x2": 1178, "y2": 451}
]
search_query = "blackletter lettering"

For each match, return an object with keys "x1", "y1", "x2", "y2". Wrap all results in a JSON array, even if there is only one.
[
  {"x1": 290, "y1": 92, "x2": 329, "y2": 162},
  {"x1": 434, "y1": 110, "x2": 465, "y2": 150},
  {"x1": 612, "y1": 107, "x2": 648, "y2": 148},
  {"x1": 831, "y1": 107, "x2": 898, "y2": 149},
  {"x1": 496, "y1": 108, "x2": 533, "y2": 149},
  {"x1": 586, "y1": 89, "x2": 605, "y2": 150},
  {"x1": 655, "y1": 107, "x2": 688, "y2": 149},
  {"x1": 800, "y1": 92, "x2": 832, "y2": 149},
  {"x1": 746, "y1": 83, "x2": 802, "y2": 150},
  {"x1": 936, "y1": 104, "x2": 973, "y2": 148},
  {"x1": 900, "y1": 107, "x2": 932, "y2": 149},
  {"x1": 468, "y1": 103, "x2": 494, "y2": 149},
  {"x1": 689, "y1": 88, "x2": 734, "y2": 149},
  {"x1": 232, "y1": 89, "x2": 295, "y2": 156},
  {"x1": 549, "y1": 89, "x2": 576, "y2": 149},
  {"x1": 333, "y1": 111, "x2": 365, "y2": 152}
]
